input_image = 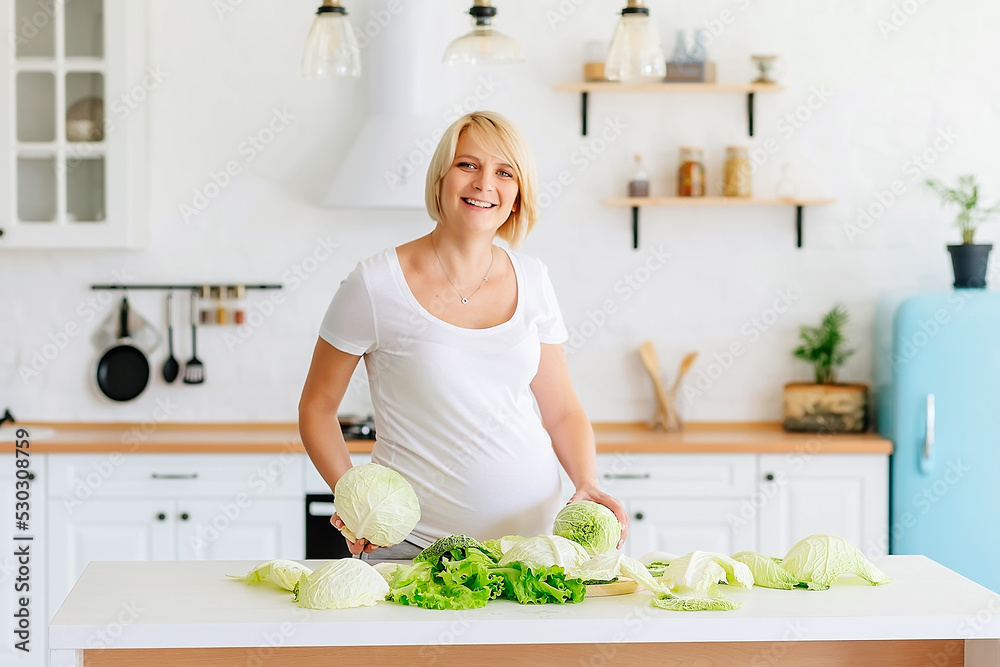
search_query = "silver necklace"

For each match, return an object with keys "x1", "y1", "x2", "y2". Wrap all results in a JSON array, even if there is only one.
[{"x1": 431, "y1": 237, "x2": 495, "y2": 305}]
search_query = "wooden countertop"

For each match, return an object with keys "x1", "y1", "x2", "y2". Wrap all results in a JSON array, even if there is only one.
[{"x1": 1, "y1": 421, "x2": 891, "y2": 455}]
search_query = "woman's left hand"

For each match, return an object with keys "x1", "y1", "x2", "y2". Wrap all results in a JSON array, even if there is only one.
[{"x1": 568, "y1": 485, "x2": 630, "y2": 550}]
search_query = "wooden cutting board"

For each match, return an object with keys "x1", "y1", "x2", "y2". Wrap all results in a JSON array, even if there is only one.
[{"x1": 586, "y1": 578, "x2": 639, "y2": 597}]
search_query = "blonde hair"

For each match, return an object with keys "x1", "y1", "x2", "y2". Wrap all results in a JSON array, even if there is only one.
[{"x1": 425, "y1": 111, "x2": 538, "y2": 248}]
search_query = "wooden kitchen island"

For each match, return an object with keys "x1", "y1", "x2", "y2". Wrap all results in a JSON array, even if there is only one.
[{"x1": 49, "y1": 556, "x2": 1000, "y2": 667}]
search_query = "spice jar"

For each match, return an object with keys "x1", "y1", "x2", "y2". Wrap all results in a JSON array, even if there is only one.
[
  {"x1": 232, "y1": 285, "x2": 246, "y2": 325},
  {"x1": 628, "y1": 154, "x2": 650, "y2": 197},
  {"x1": 723, "y1": 146, "x2": 752, "y2": 197},
  {"x1": 583, "y1": 40, "x2": 607, "y2": 81},
  {"x1": 677, "y1": 147, "x2": 705, "y2": 197},
  {"x1": 198, "y1": 286, "x2": 213, "y2": 324}
]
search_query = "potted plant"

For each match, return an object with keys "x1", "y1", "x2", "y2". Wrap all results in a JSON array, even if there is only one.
[
  {"x1": 926, "y1": 174, "x2": 1000, "y2": 288},
  {"x1": 783, "y1": 304, "x2": 868, "y2": 433}
]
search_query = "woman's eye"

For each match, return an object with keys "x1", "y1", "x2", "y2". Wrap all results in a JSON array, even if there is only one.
[
  {"x1": 499, "y1": 170, "x2": 513, "y2": 178},
  {"x1": 458, "y1": 162, "x2": 476, "y2": 169}
]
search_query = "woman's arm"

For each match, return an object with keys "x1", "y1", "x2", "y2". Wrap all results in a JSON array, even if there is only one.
[
  {"x1": 298, "y1": 337, "x2": 377, "y2": 554},
  {"x1": 530, "y1": 343, "x2": 630, "y2": 549}
]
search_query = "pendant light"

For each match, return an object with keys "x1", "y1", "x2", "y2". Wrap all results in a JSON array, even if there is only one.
[
  {"x1": 605, "y1": 0, "x2": 666, "y2": 82},
  {"x1": 443, "y1": 0, "x2": 525, "y2": 65},
  {"x1": 301, "y1": 0, "x2": 361, "y2": 78}
]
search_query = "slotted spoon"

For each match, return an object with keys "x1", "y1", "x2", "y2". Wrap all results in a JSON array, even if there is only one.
[
  {"x1": 182, "y1": 291, "x2": 204, "y2": 385},
  {"x1": 161, "y1": 292, "x2": 179, "y2": 383}
]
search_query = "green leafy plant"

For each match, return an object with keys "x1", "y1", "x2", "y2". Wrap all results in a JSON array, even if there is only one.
[
  {"x1": 793, "y1": 305, "x2": 854, "y2": 385},
  {"x1": 926, "y1": 174, "x2": 1000, "y2": 244}
]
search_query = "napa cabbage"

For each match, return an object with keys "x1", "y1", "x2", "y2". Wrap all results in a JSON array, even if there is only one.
[
  {"x1": 553, "y1": 500, "x2": 622, "y2": 556},
  {"x1": 779, "y1": 534, "x2": 892, "y2": 590},
  {"x1": 293, "y1": 558, "x2": 389, "y2": 610}
]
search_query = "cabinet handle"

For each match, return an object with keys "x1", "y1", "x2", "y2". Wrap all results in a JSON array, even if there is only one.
[
  {"x1": 633, "y1": 512, "x2": 644, "y2": 521},
  {"x1": 179, "y1": 512, "x2": 190, "y2": 521},
  {"x1": 764, "y1": 473, "x2": 775, "y2": 482},
  {"x1": 151, "y1": 473, "x2": 198, "y2": 480},
  {"x1": 602, "y1": 473, "x2": 651, "y2": 480},
  {"x1": 156, "y1": 513, "x2": 166, "y2": 521},
  {"x1": 921, "y1": 393, "x2": 935, "y2": 474}
]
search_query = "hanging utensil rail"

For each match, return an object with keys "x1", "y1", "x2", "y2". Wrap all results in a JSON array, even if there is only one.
[{"x1": 90, "y1": 284, "x2": 283, "y2": 291}]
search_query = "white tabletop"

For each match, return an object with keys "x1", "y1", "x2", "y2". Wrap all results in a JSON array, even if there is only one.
[{"x1": 49, "y1": 556, "x2": 1000, "y2": 650}]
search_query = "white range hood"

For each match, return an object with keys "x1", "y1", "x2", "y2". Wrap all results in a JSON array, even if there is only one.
[{"x1": 323, "y1": 0, "x2": 451, "y2": 209}]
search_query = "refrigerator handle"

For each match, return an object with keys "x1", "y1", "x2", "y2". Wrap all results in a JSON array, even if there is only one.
[{"x1": 920, "y1": 393, "x2": 935, "y2": 474}]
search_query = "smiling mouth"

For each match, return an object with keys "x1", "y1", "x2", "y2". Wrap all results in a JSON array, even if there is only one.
[{"x1": 462, "y1": 197, "x2": 496, "y2": 209}]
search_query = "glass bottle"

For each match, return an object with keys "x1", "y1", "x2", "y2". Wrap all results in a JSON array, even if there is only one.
[
  {"x1": 199, "y1": 286, "x2": 214, "y2": 324},
  {"x1": 232, "y1": 285, "x2": 247, "y2": 325},
  {"x1": 628, "y1": 154, "x2": 650, "y2": 197},
  {"x1": 723, "y1": 146, "x2": 752, "y2": 197},
  {"x1": 216, "y1": 286, "x2": 229, "y2": 325},
  {"x1": 677, "y1": 147, "x2": 705, "y2": 197}
]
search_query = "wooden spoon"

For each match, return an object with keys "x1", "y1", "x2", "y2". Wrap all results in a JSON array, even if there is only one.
[{"x1": 638, "y1": 341, "x2": 671, "y2": 431}]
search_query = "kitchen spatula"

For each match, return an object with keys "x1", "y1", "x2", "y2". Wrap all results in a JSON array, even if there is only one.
[{"x1": 183, "y1": 291, "x2": 204, "y2": 385}]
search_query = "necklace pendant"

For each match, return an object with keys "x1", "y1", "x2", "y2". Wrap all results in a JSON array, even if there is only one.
[{"x1": 461, "y1": 297, "x2": 469, "y2": 304}]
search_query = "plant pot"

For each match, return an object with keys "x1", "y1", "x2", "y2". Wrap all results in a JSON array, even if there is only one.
[
  {"x1": 947, "y1": 243, "x2": 992, "y2": 288},
  {"x1": 783, "y1": 383, "x2": 869, "y2": 433}
]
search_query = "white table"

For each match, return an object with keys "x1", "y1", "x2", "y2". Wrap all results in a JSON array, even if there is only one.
[{"x1": 49, "y1": 556, "x2": 1000, "y2": 666}]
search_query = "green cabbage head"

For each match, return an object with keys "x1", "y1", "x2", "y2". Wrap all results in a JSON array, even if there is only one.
[
  {"x1": 552, "y1": 500, "x2": 621, "y2": 556},
  {"x1": 334, "y1": 463, "x2": 420, "y2": 547}
]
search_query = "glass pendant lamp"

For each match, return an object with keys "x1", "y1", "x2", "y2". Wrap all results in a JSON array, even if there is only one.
[
  {"x1": 443, "y1": 0, "x2": 525, "y2": 65},
  {"x1": 302, "y1": 0, "x2": 361, "y2": 78},
  {"x1": 605, "y1": 0, "x2": 666, "y2": 82}
]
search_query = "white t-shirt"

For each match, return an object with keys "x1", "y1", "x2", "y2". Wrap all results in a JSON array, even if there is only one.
[{"x1": 319, "y1": 246, "x2": 569, "y2": 548}]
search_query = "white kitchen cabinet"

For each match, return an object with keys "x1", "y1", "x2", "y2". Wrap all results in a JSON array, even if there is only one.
[
  {"x1": 0, "y1": 0, "x2": 149, "y2": 248},
  {"x1": 47, "y1": 454, "x2": 305, "y2": 624},
  {"x1": 0, "y1": 452, "x2": 46, "y2": 667},
  {"x1": 626, "y1": 498, "x2": 757, "y2": 558},
  {"x1": 757, "y1": 453, "x2": 889, "y2": 558}
]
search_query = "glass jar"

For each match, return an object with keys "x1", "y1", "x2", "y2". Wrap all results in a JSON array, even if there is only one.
[
  {"x1": 628, "y1": 153, "x2": 650, "y2": 197},
  {"x1": 583, "y1": 40, "x2": 607, "y2": 81},
  {"x1": 677, "y1": 147, "x2": 705, "y2": 197},
  {"x1": 723, "y1": 146, "x2": 752, "y2": 197}
]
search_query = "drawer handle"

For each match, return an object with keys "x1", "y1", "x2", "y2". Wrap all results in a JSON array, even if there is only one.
[
  {"x1": 156, "y1": 513, "x2": 166, "y2": 521},
  {"x1": 633, "y1": 512, "x2": 644, "y2": 521},
  {"x1": 602, "y1": 473, "x2": 651, "y2": 480},
  {"x1": 765, "y1": 473, "x2": 775, "y2": 482},
  {"x1": 151, "y1": 473, "x2": 199, "y2": 480},
  {"x1": 179, "y1": 512, "x2": 190, "y2": 521}
]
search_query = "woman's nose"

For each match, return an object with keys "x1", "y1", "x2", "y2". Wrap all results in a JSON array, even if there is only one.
[{"x1": 473, "y1": 174, "x2": 495, "y2": 192}]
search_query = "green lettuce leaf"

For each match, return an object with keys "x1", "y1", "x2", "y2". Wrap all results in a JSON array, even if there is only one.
[{"x1": 492, "y1": 562, "x2": 586, "y2": 604}]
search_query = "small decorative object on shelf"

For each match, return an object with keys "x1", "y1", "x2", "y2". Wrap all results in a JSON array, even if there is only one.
[
  {"x1": 638, "y1": 341, "x2": 697, "y2": 433},
  {"x1": 665, "y1": 29, "x2": 716, "y2": 83},
  {"x1": 66, "y1": 97, "x2": 104, "y2": 142},
  {"x1": 583, "y1": 40, "x2": 608, "y2": 81},
  {"x1": 232, "y1": 285, "x2": 247, "y2": 325},
  {"x1": 925, "y1": 174, "x2": 999, "y2": 289},
  {"x1": 784, "y1": 304, "x2": 868, "y2": 434},
  {"x1": 751, "y1": 54, "x2": 779, "y2": 84},
  {"x1": 723, "y1": 146, "x2": 752, "y2": 197},
  {"x1": 678, "y1": 146, "x2": 705, "y2": 197},
  {"x1": 628, "y1": 154, "x2": 650, "y2": 197}
]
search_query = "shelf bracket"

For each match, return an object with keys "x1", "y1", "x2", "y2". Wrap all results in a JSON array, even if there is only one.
[
  {"x1": 747, "y1": 92, "x2": 755, "y2": 137},
  {"x1": 632, "y1": 206, "x2": 639, "y2": 249},
  {"x1": 795, "y1": 205, "x2": 803, "y2": 248},
  {"x1": 581, "y1": 91, "x2": 589, "y2": 136}
]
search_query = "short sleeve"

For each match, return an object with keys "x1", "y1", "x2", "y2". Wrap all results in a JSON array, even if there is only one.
[
  {"x1": 318, "y1": 263, "x2": 376, "y2": 355},
  {"x1": 537, "y1": 262, "x2": 569, "y2": 345}
]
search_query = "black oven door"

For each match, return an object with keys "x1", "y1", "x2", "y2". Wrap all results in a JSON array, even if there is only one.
[{"x1": 305, "y1": 494, "x2": 352, "y2": 559}]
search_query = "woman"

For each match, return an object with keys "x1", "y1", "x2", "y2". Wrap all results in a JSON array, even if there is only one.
[{"x1": 298, "y1": 111, "x2": 627, "y2": 558}]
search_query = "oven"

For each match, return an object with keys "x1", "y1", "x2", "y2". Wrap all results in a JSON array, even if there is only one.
[{"x1": 304, "y1": 416, "x2": 375, "y2": 560}]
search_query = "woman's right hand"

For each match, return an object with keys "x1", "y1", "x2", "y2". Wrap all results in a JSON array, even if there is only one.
[{"x1": 331, "y1": 513, "x2": 380, "y2": 555}]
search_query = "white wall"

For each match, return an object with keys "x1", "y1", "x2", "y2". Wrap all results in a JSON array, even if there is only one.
[{"x1": 3, "y1": 0, "x2": 999, "y2": 423}]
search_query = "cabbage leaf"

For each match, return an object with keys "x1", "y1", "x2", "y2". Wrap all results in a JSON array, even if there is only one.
[
  {"x1": 293, "y1": 558, "x2": 390, "y2": 609},
  {"x1": 498, "y1": 535, "x2": 591, "y2": 575},
  {"x1": 227, "y1": 559, "x2": 312, "y2": 592},
  {"x1": 780, "y1": 534, "x2": 892, "y2": 590},
  {"x1": 731, "y1": 551, "x2": 806, "y2": 590},
  {"x1": 652, "y1": 550, "x2": 754, "y2": 612}
]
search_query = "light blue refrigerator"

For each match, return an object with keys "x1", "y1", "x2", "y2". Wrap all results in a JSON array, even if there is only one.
[{"x1": 875, "y1": 290, "x2": 1000, "y2": 593}]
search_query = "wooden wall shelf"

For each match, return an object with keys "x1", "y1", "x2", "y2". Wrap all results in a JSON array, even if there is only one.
[
  {"x1": 554, "y1": 82, "x2": 785, "y2": 136},
  {"x1": 603, "y1": 196, "x2": 836, "y2": 249}
]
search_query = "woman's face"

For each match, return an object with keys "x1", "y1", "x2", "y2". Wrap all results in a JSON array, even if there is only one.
[{"x1": 438, "y1": 130, "x2": 520, "y2": 234}]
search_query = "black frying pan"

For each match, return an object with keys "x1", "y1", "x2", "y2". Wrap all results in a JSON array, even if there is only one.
[{"x1": 95, "y1": 297, "x2": 150, "y2": 402}]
